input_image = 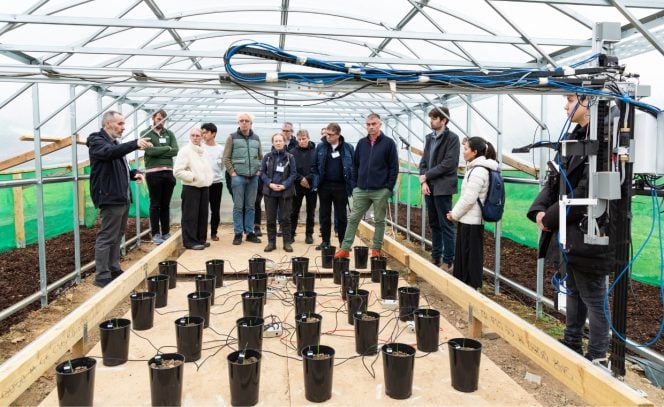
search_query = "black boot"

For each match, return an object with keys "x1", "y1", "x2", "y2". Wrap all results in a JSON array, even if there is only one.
[
  {"x1": 264, "y1": 241, "x2": 276, "y2": 252},
  {"x1": 305, "y1": 234, "x2": 313, "y2": 244}
]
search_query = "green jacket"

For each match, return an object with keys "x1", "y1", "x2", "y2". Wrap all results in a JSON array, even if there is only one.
[
  {"x1": 141, "y1": 127, "x2": 179, "y2": 169},
  {"x1": 223, "y1": 129, "x2": 262, "y2": 176}
]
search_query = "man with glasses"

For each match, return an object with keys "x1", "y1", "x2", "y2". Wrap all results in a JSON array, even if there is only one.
[
  {"x1": 311, "y1": 123, "x2": 354, "y2": 250},
  {"x1": 223, "y1": 113, "x2": 263, "y2": 245},
  {"x1": 335, "y1": 113, "x2": 398, "y2": 259},
  {"x1": 141, "y1": 109, "x2": 178, "y2": 245}
]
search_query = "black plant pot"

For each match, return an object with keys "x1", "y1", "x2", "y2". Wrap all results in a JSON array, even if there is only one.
[
  {"x1": 149, "y1": 353, "x2": 185, "y2": 407},
  {"x1": 295, "y1": 272, "x2": 315, "y2": 292},
  {"x1": 353, "y1": 245, "x2": 369, "y2": 269},
  {"x1": 321, "y1": 246, "x2": 336, "y2": 268},
  {"x1": 340, "y1": 270, "x2": 360, "y2": 301},
  {"x1": 130, "y1": 291, "x2": 156, "y2": 331},
  {"x1": 205, "y1": 259, "x2": 225, "y2": 288},
  {"x1": 187, "y1": 292, "x2": 212, "y2": 328},
  {"x1": 55, "y1": 357, "x2": 96, "y2": 407},
  {"x1": 175, "y1": 316, "x2": 204, "y2": 362},
  {"x1": 147, "y1": 275, "x2": 169, "y2": 308},
  {"x1": 353, "y1": 311, "x2": 380, "y2": 355},
  {"x1": 448, "y1": 338, "x2": 482, "y2": 392},
  {"x1": 380, "y1": 270, "x2": 399, "y2": 300},
  {"x1": 247, "y1": 273, "x2": 268, "y2": 304},
  {"x1": 248, "y1": 257, "x2": 266, "y2": 275},
  {"x1": 242, "y1": 291, "x2": 265, "y2": 318},
  {"x1": 236, "y1": 316, "x2": 264, "y2": 352},
  {"x1": 414, "y1": 309, "x2": 440, "y2": 352},
  {"x1": 332, "y1": 257, "x2": 349, "y2": 285},
  {"x1": 99, "y1": 318, "x2": 130, "y2": 366},
  {"x1": 195, "y1": 273, "x2": 217, "y2": 305},
  {"x1": 294, "y1": 291, "x2": 317, "y2": 315},
  {"x1": 346, "y1": 289, "x2": 369, "y2": 325},
  {"x1": 158, "y1": 260, "x2": 177, "y2": 289},
  {"x1": 295, "y1": 312, "x2": 322, "y2": 355},
  {"x1": 398, "y1": 286, "x2": 420, "y2": 322},
  {"x1": 227, "y1": 349, "x2": 262, "y2": 406},
  {"x1": 291, "y1": 256, "x2": 309, "y2": 283},
  {"x1": 301, "y1": 344, "x2": 335, "y2": 403},
  {"x1": 370, "y1": 256, "x2": 387, "y2": 283},
  {"x1": 381, "y1": 343, "x2": 416, "y2": 400}
]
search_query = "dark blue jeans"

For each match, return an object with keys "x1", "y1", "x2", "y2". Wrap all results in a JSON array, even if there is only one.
[
  {"x1": 564, "y1": 264, "x2": 610, "y2": 359},
  {"x1": 425, "y1": 194, "x2": 455, "y2": 264}
]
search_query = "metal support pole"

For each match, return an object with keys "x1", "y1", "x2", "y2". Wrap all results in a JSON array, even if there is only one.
[
  {"x1": 69, "y1": 85, "x2": 82, "y2": 284},
  {"x1": 133, "y1": 110, "x2": 141, "y2": 247},
  {"x1": 421, "y1": 107, "x2": 427, "y2": 250},
  {"x1": 406, "y1": 114, "x2": 412, "y2": 242},
  {"x1": 494, "y1": 95, "x2": 503, "y2": 295},
  {"x1": 536, "y1": 95, "x2": 548, "y2": 318},
  {"x1": 32, "y1": 84, "x2": 48, "y2": 307}
]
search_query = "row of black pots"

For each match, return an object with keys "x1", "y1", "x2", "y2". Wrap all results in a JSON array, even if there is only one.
[{"x1": 319, "y1": 246, "x2": 371, "y2": 269}]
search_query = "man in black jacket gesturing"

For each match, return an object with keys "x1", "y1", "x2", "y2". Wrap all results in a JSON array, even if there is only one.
[
  {"x1": 289, "y1": 129, "x2": 317, "y2": 244},
  {"x1": 87, "y1": 111, "x2": 152, "y2": 287}
]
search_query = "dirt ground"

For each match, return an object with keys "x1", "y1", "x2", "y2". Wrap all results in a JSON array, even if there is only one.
[{"x1": 0, "y1": 213, "x2": 663, "y2": 406}]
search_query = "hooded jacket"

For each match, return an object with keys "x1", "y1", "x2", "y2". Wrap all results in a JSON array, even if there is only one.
[
  {"x1": 311, "y1": 135, "x2": 355, "y2": 196},
  {"x1": 450, "y1": 156, "x2": 499, "y2": 224},
  {"x1": 86, "y1": 129, "x2": 142, "y2": 208}
]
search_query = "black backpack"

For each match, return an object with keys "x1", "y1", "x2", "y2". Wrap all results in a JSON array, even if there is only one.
[{"x1": 469, "y1": 166, "x2": 505, "y2": 222}]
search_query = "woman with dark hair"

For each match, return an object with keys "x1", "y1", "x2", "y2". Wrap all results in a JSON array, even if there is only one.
[{"x1": 446, "y1": 136, "x2": 498, "y2": 289}]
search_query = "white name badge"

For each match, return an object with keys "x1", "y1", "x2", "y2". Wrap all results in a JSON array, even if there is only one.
[
  {"x1": 159, "y1": 137, "x2": 167, "y2": 144},
  {"x1": 331, "y1": 151, "x2": 340, "y2": 159},
  {"x1": 276, "y1": 165, "x2": 285, "y2": 172}
]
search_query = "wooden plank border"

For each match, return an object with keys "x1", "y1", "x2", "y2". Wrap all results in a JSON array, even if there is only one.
[
  {"x1": 0, "y1": 232, "x2": 182, "y2": 405},
  {"x1": 357, "y1": 222, "x2": 651, "y2": 406}
]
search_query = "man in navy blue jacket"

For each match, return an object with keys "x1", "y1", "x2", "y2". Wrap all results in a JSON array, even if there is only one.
[
  {"x1": 336, "y1": 113, "x2": 399, "y2": 258},
  {"x1": 87, "y1": 111, "x2": 152, "y2": 287}
]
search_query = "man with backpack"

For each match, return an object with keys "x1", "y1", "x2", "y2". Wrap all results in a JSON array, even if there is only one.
[{"x1": 419, "y1": 107, "x2": 460, "y2": 271}]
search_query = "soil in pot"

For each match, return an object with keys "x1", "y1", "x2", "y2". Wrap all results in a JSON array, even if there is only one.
[
  {"x1": 205, "y1": 259, "x2": 225, "y2": 288},
  {"x1": 147, "y1": 274, "x2": 169, "y2": 308},
  {"x1": 353, "y1": 311, "x2": 380, "y2": 355},
  {"x1": 187, "y1": 291, "x2": 212, "y2": 328},
  {"x1": 227, "y1": 349, "x2": 262, "y2": 406},
  {"x1": 158, "y1": 260, "x2": 178, "y2": 289},
  {"x1": 175, "y1": 316, "x2": 204, "y2": 362},
  {"x1": 381, "y1": 343, "x2": 416, "y2": 400},
  {"x1": 99, "y1": 318, "x2": 131, "y2": 366},
  {"x1": 149, "y1": 353, "x2": 185, "y2": 406},
  {"x1": 332, "y1": 257, "x2": 349, "y2": 285},
  {"x1": 195, "y1": 274, "x2": 217, "y2": 305},
  {"x1": 55, "y1": 357, "x2": 96, "y2": 407},
  {"x1": 353, "y1": 245, "x2": 369, "y2": 269},
  {"x1": 130, "y1": 291, "x2": 156, "y2": 331},
  {"x1": 301, "y1": 344, "x2": 335, "y2": 403},
  {"x1": 295, "y1": 313, "x2": 322, "y2": 355}
]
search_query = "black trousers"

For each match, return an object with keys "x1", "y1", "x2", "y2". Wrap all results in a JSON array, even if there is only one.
[
  {"x1": 208, "y1": 181, "x2": 223, "y2": 237},
  {"x1": 254, "y1": 178, "x2": 263, "y2": 226},
  {"x1": 291, "y1": 189, "x2": 317, "y2": 237},
  {"x1": 146, "y1": 170, "x2": 176, "y2": 236},
  {"x1": 264, "y1": 195, "x2": 292, "y2": 243},
  {"x1": 181, "y1": 185, "x2": 209, "y2": 247},
  {"x1": 453, "y1": 222, "x2": 484, "y2": 289},
  {"x1": 317, "y1": 182, "x2": 347, "y2": 246}
]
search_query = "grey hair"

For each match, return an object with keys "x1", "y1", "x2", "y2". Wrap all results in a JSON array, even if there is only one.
[
  {"x1": 237, "y1": 112, "x2": 255, "y2": 122},
  {"x1": 102, "y1": 110, "x2": 122, "y2": 126},
  {"x1": 296, "y1": 129, "x2": 309, "y2": 138}
]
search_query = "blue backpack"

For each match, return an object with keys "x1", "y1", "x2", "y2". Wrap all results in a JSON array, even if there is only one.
[{"x1": 469, "y1": 166, "x2": 505, "y2": 222}]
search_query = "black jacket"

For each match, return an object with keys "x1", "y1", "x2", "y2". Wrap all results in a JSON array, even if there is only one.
[
  {"x1": 419, "y1": 128, "x2": 460, "y2": 196},
  {"x1": 311, "y1": 135, "x2": 355, "y2": 197},
  {"x1": 353, "y1": 132, "x2": 399, "y2": 191},
  {"x1": 527, "y1": 124, "x2": 614, "y2": 274},
  {"x1": 260, "y1": 148, "x2": 297, "y2": 198},
  {"x1": 289, "y1": 140, "x2": 316, "y2": 194},
  {"x1": 87, "y1": 129, "x2": 141, "y2": 208}
]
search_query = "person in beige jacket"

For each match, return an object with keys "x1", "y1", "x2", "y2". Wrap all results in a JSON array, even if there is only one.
[
  {"x1": 174, "y1": 127, "x2": 213, "y2": 250},
  {"x1": 447, "y1": 136, "x2": 498, "y2": 289}
]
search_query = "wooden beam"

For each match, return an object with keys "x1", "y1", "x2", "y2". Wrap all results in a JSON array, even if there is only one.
[
  {"x1": 0, "y1": 232, "x2": 181, "y2": 406},
  {"x1": 356, "y1": 222, "x2": 651, "y2": 406},
  {"x1": 0, "y1": 138, "x2": 73, "y2": 172},
  {"x1": 12, "y1": 173, "x2": 25, "y2": 249},
  {"x1": 20, "y1": 134, "x2": 86, "y2": 145}
]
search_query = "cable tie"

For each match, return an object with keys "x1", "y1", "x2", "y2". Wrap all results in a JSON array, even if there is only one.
[
  {"x1": 418, "y1": 75, "x2": 430, "y2": 83},
  {"x1": 296, "y1": 56, "x2": 307, "y2": 65},
  {"x1": 539, "y1": 77, "x2": 549, "y2": 86},
  {"x1": 265, "y1": 72, "x2": 279, "y2": 82},
  {"x1": 562, "y1": 66, "x2": 575, "y2": 76}
]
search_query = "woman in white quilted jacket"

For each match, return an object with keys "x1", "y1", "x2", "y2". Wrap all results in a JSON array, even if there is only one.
[
  {"x1": 174, "y1": 127, "x2": 213, "y2": 250},
  {"x1": 446, "y1": 137, "x2": 498, "y2": 289}
]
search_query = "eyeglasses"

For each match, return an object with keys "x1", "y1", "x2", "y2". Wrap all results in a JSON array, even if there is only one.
[
  {"x1": 281, "y1": 129, "x2": 293, "y2": 133},
  {"x1": 239, "y1": 119, "x2": 251, "y2": 123}
]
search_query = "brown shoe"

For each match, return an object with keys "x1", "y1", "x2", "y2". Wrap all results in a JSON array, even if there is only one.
[
  {"x1": 335, "y1": 249, "x2": 350, "y2": 258},
  {"x1": 371, "y1": 249, "x2": 381, "y2": 258},
  {"x1": 441, "y1": 262, "x2": 454, "y2": 272}
]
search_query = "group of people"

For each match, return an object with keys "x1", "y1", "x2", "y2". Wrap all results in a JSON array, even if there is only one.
[{"x1": 87, "y1": 96, "x2": 610, "y2": 363}]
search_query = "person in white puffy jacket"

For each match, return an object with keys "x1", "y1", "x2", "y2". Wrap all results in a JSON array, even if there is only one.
[
  {"x1": 447, "y1": 137, "x2": 498, "y2": 289},
  {"x1": 174, "y1": 127, "x2": 213, "y2": 250}
]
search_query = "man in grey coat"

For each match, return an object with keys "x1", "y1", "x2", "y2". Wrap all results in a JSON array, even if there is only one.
[{"x1": 419, "y1": 106, "x2": 460, "y2": 270}]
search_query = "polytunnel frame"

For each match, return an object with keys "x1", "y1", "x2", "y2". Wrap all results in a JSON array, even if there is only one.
[{"x1": 0, "y1": 0, "x2": 663, "y2": 372}]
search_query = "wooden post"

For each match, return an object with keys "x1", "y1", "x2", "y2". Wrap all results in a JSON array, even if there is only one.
[{"x1": 12, "y1": 173, "x2": 25, "y2": 248}]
